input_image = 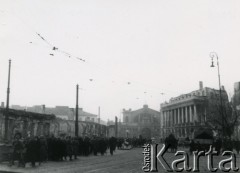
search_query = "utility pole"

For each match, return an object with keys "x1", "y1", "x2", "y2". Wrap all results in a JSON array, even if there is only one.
[
  {"x1": 98, "y1": 106, "x2": 100, "y2": 124},
  {"x1": 75, "y1": 84, "x2": 79, "y2": 137},
  {"x1": 4, "y1": 59, "x2": 11, "y2": 141},
  {"x1": 115, "y1": 116, "x2": 118, "y2": 138}
]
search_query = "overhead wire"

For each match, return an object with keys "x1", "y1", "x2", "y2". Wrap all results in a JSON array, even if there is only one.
[
  {"x1": 4, "y1": 5, "x2": 86, "y2": 63},
  {"x1": 3, "y1": 5, "x2": 181, "y2": 103}
]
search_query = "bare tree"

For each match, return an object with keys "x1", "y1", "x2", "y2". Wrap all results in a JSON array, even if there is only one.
[{"x1": 208, "y1": 101, "x2": 240, "y2": 139}]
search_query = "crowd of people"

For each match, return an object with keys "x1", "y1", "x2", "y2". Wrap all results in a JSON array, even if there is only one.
[
  {"x1": 164, "y1": 134, "x2": 240, "y2": 154},
  {"x1": 10, "y1": 133, "x2": 121, "y2": 168},
  {"x1": 164, "y1": 134, "x2": 178, "y2": 152},
  {"x1": 9, "y1": 133, "x2": 149, "y2": 168},
  {"x1": 11, "y1": 132, "x2": 240, "y2": 169},
  {"x1": 189, "y1": 138, "x2": 240, "y2": 154}
]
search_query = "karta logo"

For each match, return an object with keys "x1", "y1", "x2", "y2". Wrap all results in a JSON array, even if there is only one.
[{"x1": 142, "y1": 144, "x2": 239, "y2": 172}]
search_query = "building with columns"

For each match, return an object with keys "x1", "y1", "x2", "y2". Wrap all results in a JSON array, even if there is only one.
[{"x1": 160, "y1": 81, "x2": 228, "y2": 140}]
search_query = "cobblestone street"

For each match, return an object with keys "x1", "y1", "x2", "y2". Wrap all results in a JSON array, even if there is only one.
[{"x1": 1, "y1": 146, "x2": 240, "y2": 173}]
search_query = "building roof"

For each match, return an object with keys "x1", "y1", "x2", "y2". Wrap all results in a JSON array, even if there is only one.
[
  {"x1": 45, "y1": 107, "x2": 70, "y2": 115},
  {"x1": 123, "y1": 105, "x2": 160, "y2": 115},
  {"x1": 9, "y1": 105, "x2": 99, "y2": 119},
  {"x1": 0, "y1": 108, "x2": 56, "y2": 120},
  {"x1": 160, "y1": 86, "x2": 228, "y2": 108},
  {"x1": 79, "y1": 110, "x2": 98, "y2": 117}
]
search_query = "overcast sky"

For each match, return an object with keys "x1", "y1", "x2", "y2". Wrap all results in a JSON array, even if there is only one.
[{"x1": 0, "y1": 0, "x2": 240, "y2": 121}]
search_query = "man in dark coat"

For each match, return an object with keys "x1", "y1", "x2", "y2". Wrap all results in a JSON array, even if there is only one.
[
  {"x1": 10, "y1": 133, "x2": 25, "y2": 167},
  {"x1": 62, "y1": 138, "x2": 68, "y2": 161},
  {"x1": 72, "y1": 137, "x2": 79, "y2": 159},
  {"x1": 55, "y1": 137, "x2": 62, "y2": 161},
  {"x1": 78, "y1": 137, "x2": 83, "y2": 156},
  {"x1": 66, "y1": 136, "x2": 73, "y2": 160},
  {"x1": 117, "y1": 138, "x2": 123, "y2": 149},
  {"x1": 99, "y1": 137, "x2": 106, "y2": 156},
  {"x1": 215, "y1": 138, "x2": 222, "y2": 154},
  {"x1": 39, "y1": 136, "x2": 48, "y2": 162},
  {"x1": 83, "y1": 136, "x2": 90, "y2": 156},
  {"x1": 47, "y1": 135, "x2": 55, "y2": 161},
  {"x1": 25, "y1": 136, "x2": 40, "y2": 167},
  {"x1": 91, "y1": 137, "x2": 98, "y2": 156},
  {"x1": 189, "y1": 140, "x2": 195, "y2": 154},
  {"x1": 109, "y1": 137, "x2": 117, "y2": 155}
]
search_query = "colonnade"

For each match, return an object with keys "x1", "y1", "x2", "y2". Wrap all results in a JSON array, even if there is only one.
[
  {"x1": 161, "y1": 103, "x2": 208, "y2": 138},
  {"x1": 162, "y1": 104, "x2": 198, "y2": 128}
]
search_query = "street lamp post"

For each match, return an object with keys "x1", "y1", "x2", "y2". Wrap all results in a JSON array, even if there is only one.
[{"x1": 210, "y1": 52, "x2": 224, "y2": 138}]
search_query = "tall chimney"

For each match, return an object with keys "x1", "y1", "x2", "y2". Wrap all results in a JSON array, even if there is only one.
[
  {"x1": 199, "y1": 81, "x2": 203, "y2": 90},
  {"x1": 42, "y1": 104, "x2": 45, "y2": 114}
]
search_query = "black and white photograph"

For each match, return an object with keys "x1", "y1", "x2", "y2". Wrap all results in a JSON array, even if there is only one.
[{"x1": 1, "y1": 0, "x2": 240, "y2": 172}]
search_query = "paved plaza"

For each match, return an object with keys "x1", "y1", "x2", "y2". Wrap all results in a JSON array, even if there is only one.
[{"x1": 0, "y1": 146, "x2": 240, "y2": 173}]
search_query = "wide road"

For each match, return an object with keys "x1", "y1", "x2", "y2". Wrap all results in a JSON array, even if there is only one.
[
  {"x1": 1, "y1": 145, "x2": 240, "y2": 173},
  {"x1": 0, "y1": 148, "x2": 143, "y2": 173}
]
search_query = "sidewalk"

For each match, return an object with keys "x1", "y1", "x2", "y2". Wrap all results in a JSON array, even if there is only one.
[{"x1": 0, "y1": 149, "x2": 133, "y2": 173}]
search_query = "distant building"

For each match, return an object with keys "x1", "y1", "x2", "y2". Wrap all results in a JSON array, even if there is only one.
[
  {"x1": 48, "y1": 106, "x2": 73, "y2": 120},
  {"x1": 12, "y1": 105, "x2": 73, "y2": 120},
  {"x1": 107, "y1": 120, "x2": 115, "y2": 126},
  {"x1": 118, "y1": 105, "x2": 161, "y2": 139},
  {"x1": 99, "y1": 119, "x2": 107, "y2": 126},
  {"x1": 233, "y1": 82, "x2": 240, "y2": 109},
  {"x1": 11, "y1": 105, "x2": 103, "y2": 124},
  {"x1": 1, "y1": 102, "x2": 4, "y2": 108},
  {"x1": 73, "y1": 108, "x2": 98, "y2": 123},
  {"x1": 11, "y1": 105, "x2": 26, "y2": 110},
  {"x1": 160, "y1": 81, "x2": 229, "y2": 140},
  {"x1": 232, "y1": 82, "x2": 240, "y2": 139}
]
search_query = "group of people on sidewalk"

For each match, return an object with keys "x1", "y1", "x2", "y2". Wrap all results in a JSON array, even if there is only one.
[
  {"x1": 9, "y1": 133, "x2": 120, "y2": 168},
  {"x1": 8, "y1": 133, "x2": 148, "y2": 168}
]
